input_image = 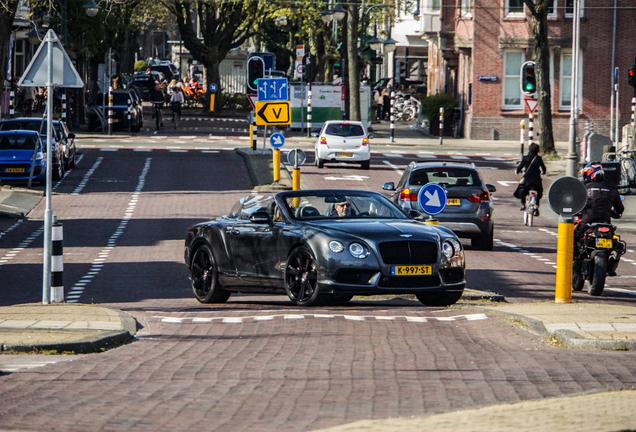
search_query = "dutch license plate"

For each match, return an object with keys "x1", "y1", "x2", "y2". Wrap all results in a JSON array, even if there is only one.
[
  {"x1": 112, "y1": 119, "x2": 119, "y2": 123},
  {"x1": 337, "y1": 152, "x2": 353, "y2": 157},
  {"x1": 596, "y1": 238, "x2": 612, "y2": 249},
  {"x1": 6, "y1": 168, "x2": 25, "y2": 173},
  {"x1": 447, "y1": 198, "x2": 461, "y2": 205},
  {"x1": 391, "y1": 265, "x2": 432, "y2": 276}
]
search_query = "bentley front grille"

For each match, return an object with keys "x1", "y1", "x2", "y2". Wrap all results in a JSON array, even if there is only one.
[{"x1": 378, "y1": 241, "x2": 438, "y2": 265}]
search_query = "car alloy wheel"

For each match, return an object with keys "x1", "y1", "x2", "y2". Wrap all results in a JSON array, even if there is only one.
[
  {"x1": 285, "y1": 246, "x2": 320, "y2": 306},
  {"x1": 190, "y1": 245, "x2": 230, "y2": 304}
]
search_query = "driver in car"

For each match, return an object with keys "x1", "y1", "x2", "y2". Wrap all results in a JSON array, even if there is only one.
[{"x1": 333, "y1": 198, "x2": 353, "y2": 217}]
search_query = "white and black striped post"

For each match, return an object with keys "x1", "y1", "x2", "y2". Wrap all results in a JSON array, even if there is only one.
[
  {"x1": 127, "y1": 97, "x2": 132, "y2": 133},
  {"x1": 439, "y1": 107, "x2": 444, "y2": 145},
  {"x1": 108, "y1": 85, "x2": 113, "y2": 136},
  {"x1": 251, "y1": 117, "x2": 257, "y2": 151},
  {"x1": 307, "y1": 87, "x2": 312, "y2": 138},
  {"x1": 631, "y1": 97, "x2": 635, "y2": 126},
  {"x1": 520, "y1": 119, "x2": 526, "y2": 159},
  {"x1": 61, "y1": 93, "x2": 66, "y2": 122},
  {"x1": 390, "y1": 89, "x2": 395, "y2": 142},
  {"x1": 51, "y1": 218, "x2": 64, "y2": 303},
  {"x1": 528, "y1": 112, "x2": 534, "y2": 146},
  {"x1": 9, "y1": 91, "x2": 15, "y2": 118}
]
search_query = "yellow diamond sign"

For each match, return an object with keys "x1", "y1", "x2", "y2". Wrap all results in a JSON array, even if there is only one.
[{"x1": 255, "y1": 101, "x2": 291, "y2": 126}]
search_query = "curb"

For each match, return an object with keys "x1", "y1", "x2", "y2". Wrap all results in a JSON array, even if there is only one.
[
  {"x1": 0, "y1": 309, "x2": 138, "y2": 354},
  {"x1": 479, "y1": 308, "x2": 636, "y2": 351},
  {"x1": 462, "y1": 289, "x2": 505, "y2": 302}
]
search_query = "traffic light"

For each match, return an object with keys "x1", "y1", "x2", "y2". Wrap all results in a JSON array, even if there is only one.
[
  {"x1": 247, "y1": 56, "x2": 264, "y2": 93},
  {"x1": 628, "y1": 67, "x2": 635, "y2": 87},
  {"x1": 397, "y1": 60, "x2": 407, "y2": 84},
  {"x1": 520, "y1": 61, "x2": 536, "y2": 95},
  {"x1": 302, "y1": 54, "x2": 317, "y2": 83}
]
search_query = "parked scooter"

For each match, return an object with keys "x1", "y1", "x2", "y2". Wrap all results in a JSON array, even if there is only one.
[{"x1": 572, "y1": 216, "x2": 626, "y2": 296}]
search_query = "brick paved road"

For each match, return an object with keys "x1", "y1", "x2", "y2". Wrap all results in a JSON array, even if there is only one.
[{"x1": 1, "y1": 145, "x2": 636, "y2": 431}]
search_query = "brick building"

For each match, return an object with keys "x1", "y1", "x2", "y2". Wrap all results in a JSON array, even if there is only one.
[{"x1": 420, "y1": 0, "x2": 636, "y2": 141}]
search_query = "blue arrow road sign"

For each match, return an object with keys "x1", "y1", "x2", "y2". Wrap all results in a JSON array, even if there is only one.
[
  {"x1": 418, "y1": 183, "x2": 447, "y2": 216},
  {"x1": 209, "y1": 83, "x2": 218, "y2": 93},
  {"x1": 257, "y1": 78, "x2": 288, "y2": 102},
  {"x1": 269, "y1": 132, "x2": 285, "y2": 149}
]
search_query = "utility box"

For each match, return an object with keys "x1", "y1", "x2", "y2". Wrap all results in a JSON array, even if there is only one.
[
  {"x1": 599, "y1": 161, "x2": 621, "y2": 188},
  {"x1": 587, "y1": 133, "x2": 612, "y2": 162}
]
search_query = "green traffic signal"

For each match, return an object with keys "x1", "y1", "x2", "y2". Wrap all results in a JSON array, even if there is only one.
[{"x1": 525, "y1": 83, "x2": 535, "y2": 92}]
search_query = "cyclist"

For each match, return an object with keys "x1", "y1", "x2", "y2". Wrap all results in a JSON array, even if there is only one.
[
  {"x1": 514, "y1": 143, "x2": 546, "y2": 215},
  {"x1": 169, "y1": 86, "x2": 184, "y2": 125},
  {"x1": 151, "y1": 80, "x2": 165, "y2": 128}
]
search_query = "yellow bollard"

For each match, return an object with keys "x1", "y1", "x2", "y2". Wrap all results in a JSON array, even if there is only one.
[
  {"x1": 273, "y1": 149, "x2": 280, "y2": 183},
  {"x1": 209, "y1": 94, "x2": 215, "y2": 112},
  {"x1": 555, "y1": 218, "x2": 573, "y2": 303},
  {"x1": 292, "y1": 168, "x2": 300, "y2": 190},
  {"x1": 425, "y1": 216, "x2": 439, "y2": 225}
]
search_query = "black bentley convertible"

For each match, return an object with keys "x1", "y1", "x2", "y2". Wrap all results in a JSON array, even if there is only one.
[{"x1": 184, "y1": 189, "x2": 466, "y2": 307}]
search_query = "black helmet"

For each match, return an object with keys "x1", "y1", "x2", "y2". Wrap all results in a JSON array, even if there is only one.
[{"x1": 581, "y1": 163, "x2": 604, "y2": 183}]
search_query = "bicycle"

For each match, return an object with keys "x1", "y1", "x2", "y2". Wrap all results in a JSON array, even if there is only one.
[
  {"x1": 152, "y1": 101, "x2": 164, "y2": 131},
  {"x1": 524, "y1": 190, "x2": 539, "y2": 226},
  {"x1": 170, "y1": 101, "x2": 181, "y2": 130}
]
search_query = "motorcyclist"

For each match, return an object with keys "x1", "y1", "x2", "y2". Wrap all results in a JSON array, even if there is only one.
[
  {"x1": 574, "y1": 163, "x2": 625, "y2": 275},
  {"x1": 515, "y1": 143, "x2": 546, "y2": 214}
]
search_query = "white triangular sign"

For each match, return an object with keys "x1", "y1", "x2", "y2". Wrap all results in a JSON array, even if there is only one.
[
  {"x1": 524, "y1": 98, "x2": 538, "y2": 113},
  {"x1": 18, "y1": 30, "x2": 84, "y2": 88},
  {"x1": 247, "y1": 94, "x2": 258, "y2": 110}
]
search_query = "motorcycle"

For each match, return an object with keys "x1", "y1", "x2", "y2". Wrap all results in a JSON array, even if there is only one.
[{"x1": 572, "y1": 215, "x2": 626, "y2": 296}]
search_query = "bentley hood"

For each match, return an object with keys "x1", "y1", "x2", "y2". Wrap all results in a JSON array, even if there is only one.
[{"x1": 305, "y1": 219, "x2": 450, "y2": 242}]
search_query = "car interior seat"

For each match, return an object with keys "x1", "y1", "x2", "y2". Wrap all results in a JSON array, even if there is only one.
[
  {"x1": 0, "y1": 137, "x2": 11, "y2": 149},
  {"x1": 455, "y1": 178, "x2": 470, "y2": 186},
  {"x1": 296, "y1": 206, "x2": 321, "y2": 218}
]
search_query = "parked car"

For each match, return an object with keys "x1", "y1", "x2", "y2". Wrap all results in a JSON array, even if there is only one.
[
  {"x1": 184, "y1": 189, "x2": 466, "y2": 307},
  {"x1": 87, "y1": 90, "x2": 143, "y2": 132},
  {"x1": 0, "y1": 118, "x2": 66, "y2": 180},
  {"x1": 314, "y1": 120, "x2": 372, "y2": 169},
  {"x1": 0, "y1": 131, "x2": 47, "y2": 185},
  {"x1": 150, "y1": 63, "x2": 179, "y2": 82},
  {"x1": 382, "y1": 161, "x2": 496, "y2": 250},
  {"x1": 129, "y1": 72, "x2": 166, "y2": 101}
]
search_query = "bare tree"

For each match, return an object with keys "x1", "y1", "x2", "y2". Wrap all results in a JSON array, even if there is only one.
[{"x1": 523, "y1": 0, "x2": 556, "y2": 154}]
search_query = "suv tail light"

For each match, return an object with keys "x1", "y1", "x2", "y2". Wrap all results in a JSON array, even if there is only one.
[
  {"x1": 466, "y1": 190, "x2": 490, "y2": 203},
  {"x1": 400, "y1": 188, "x2": 419, "y2": 201},
  {"x1": 320, "y1": 137, "x2": 327, "y2": 145}
]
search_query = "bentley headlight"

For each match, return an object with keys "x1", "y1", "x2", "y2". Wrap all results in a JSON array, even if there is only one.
[
  {"x1": 349, "y1": 242, "x2": 369, "y2": 259},
  {"x1": 329, "y1": 240, "x2": 345, "y2": 253},
  {"x1": 442, "y1": 241, "x2": 455, "y2": 260},
  {"x1": 452, "y1": 239, "x2": 462, "y2": 254}
]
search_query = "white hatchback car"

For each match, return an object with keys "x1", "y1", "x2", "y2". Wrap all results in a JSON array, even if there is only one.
[{"x1": 314, "y1": 120, "x2": 372, "y2": 170}]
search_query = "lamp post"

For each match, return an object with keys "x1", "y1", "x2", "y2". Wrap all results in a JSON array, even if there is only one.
[{"x1": 320, "y1": 0, "x2": 347, "y2": 119}]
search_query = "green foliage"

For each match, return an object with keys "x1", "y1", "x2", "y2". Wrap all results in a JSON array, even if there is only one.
[
  {"x1": 134, "y1": 60, "x2": 148, "y2": 72},
  {"x1": 217, "y1": 92, "x2": 250, "y2": 111},
  {"x1": 421, "y1": 93, "x2": 458, "y2": 120}
]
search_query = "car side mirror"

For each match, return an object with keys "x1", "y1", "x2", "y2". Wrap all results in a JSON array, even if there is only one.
[
  {"x1": 68, "y1": 133, "x2": 75, "y2": 139},
  {"x1": 383, "y1": 182, "x2": 395, "y2": 191},
  {"x1": 486, "y1": 184, "x2": 496, "y2": 193},
  {"x1": 409, "y1": 209, "x2": 425, "y2": 221},
  {"x1": 311, "y1": 132, "x2": 318, "y2": 138},
  {"x1": 250, "y1": 211, "x2": 272, "y2": 225},
  {"x1": 368, "y1": 134, "x2": 374, "y2": 139}
]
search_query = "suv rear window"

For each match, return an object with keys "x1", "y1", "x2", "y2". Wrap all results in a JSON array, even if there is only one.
[
  {"x1": 95, "y1": 93, "x2": 133, "y2": 105},
  {"x1": 325, "y1": 123, "x2": 364, "y2": 137},
  {"x1": 410, "y1": 168, "x2": 480, "y2": 187}
]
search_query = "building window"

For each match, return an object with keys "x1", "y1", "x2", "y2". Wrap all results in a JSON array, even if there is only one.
[
  {"x1": 13, "y1": 39, "x2": 25, "y2": 78},
  {"x1": 548, "y1": 0, "x2": 557, "y2": 18},
  {"x1": 560, "y1": 51, "x2": 582, "y2": 111},
  {"x1": 461, "y1": 0, "x2": 472, "y2": 16},
  {"x1": 503, "y1": 51, "x2": 524, "y2": 109},
  {"x1": 430, "y1": 0, "x2": 440, "y2": 12},
  {"x1": 505, "y1": 0, "x2": 524, "y2": 16},
  {"x1": 565, "y1": 0, "x2": 584, "y2": 17}
]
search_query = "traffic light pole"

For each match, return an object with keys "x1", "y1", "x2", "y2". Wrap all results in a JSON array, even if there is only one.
[{"x1": 565, "y1": 0, "x2": 581, "y2": 177}]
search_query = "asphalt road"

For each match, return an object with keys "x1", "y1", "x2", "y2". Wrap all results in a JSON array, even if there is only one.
[{"x1": 1, "y1": 138, "x2": 636, "y2": 431}]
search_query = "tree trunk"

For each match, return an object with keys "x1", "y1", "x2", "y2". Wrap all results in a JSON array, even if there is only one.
[
  {"x1": 527, "y1": 0, "x2": 555, "y2": 154},
  {"x1": 0, "y1": 0, "x2": 20, "y2": 101},
  {"x1": 347, "y1": 3, "x2": 360, "y2": 121}
]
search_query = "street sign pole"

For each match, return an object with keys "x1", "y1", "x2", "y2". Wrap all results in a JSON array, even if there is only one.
[{"x1": 43, "y1": 32, "x2": 54, "y2": 304}]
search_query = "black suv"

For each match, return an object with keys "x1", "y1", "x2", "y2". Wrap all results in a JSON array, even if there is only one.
[
  {"x1": 88, "y1": 90, "x2": 143, "y2": 132},
  {"x1": 383, "y1": 161, "x2": 496, "y2": 250}
]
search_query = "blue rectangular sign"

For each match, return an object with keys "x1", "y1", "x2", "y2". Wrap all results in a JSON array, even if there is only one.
[{"x1": 257, "y1": 78, "x2": 289, "y2": 102}]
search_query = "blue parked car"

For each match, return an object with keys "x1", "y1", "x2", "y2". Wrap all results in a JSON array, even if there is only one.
[{"x1": 0, "y1": 131, "x2": 47, "y2": 185}]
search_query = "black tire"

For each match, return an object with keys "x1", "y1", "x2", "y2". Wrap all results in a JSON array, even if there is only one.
[
  {"x1": 52, "y1": 161, "x2": 63, "y2": 181},
  {"x1": 317, "y1": 158, "x2": 325, "y2": 169},
  {"x1": 472, "y1": 229, "x2": 494, "y2": 251},
  {"x1": 285, "y1": 246, "x2": 320, "y2": 306},
  {"x1": 572, "y1": 268, "x2": 584, "y2": 292},
  {"x1": 416, "y1": 290, "x2": 463, "y2": 306},
  {"x1": 190, "y1": 245, "x2": 231, "y2": 303},
  {"x1": 589, "y1": 254, "x2": 607, "y2": 296},
  {"x1": 361, "y1": 160, "x2": 370, "y2": 170},
  {"x1": 329, "y1": 294, "x2": 354, "y2": 304}
]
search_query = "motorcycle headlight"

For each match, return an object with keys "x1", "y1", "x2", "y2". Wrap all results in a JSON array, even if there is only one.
[
  {"x1": 329, "y1": 240, "x2": 344, "y2": 253},
  {"x1": 349, "y1": 242, "x2": 369, "y2": 259},
  {"x1": 442, "y1": 241, "x2": 455, "y2": 260}
]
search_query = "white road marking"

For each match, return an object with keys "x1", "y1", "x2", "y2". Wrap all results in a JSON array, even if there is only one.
[{"x1": 154, "y1": 313, "x2": 488, "y2": 324}]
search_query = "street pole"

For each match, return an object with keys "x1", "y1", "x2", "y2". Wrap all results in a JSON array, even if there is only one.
[
  {"x1": 565, "y1": 0, "x2": 581, "y2": 177},
  {"x1": 42, "y1": 32, "x2": 55, "y2": 304}
]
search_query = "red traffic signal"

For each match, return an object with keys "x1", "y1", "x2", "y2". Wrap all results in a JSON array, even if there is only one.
[{"x1": 628, "y1": 68, "x2": 635, "y2": 87}]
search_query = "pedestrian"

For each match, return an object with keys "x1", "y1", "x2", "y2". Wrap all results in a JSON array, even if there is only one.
[
  {"x1": 169, "y1": 86, "x2": 184, "y2": 121},
  {"x1": 382, "y1": 88, "x2": 390, "y2": 121}
]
